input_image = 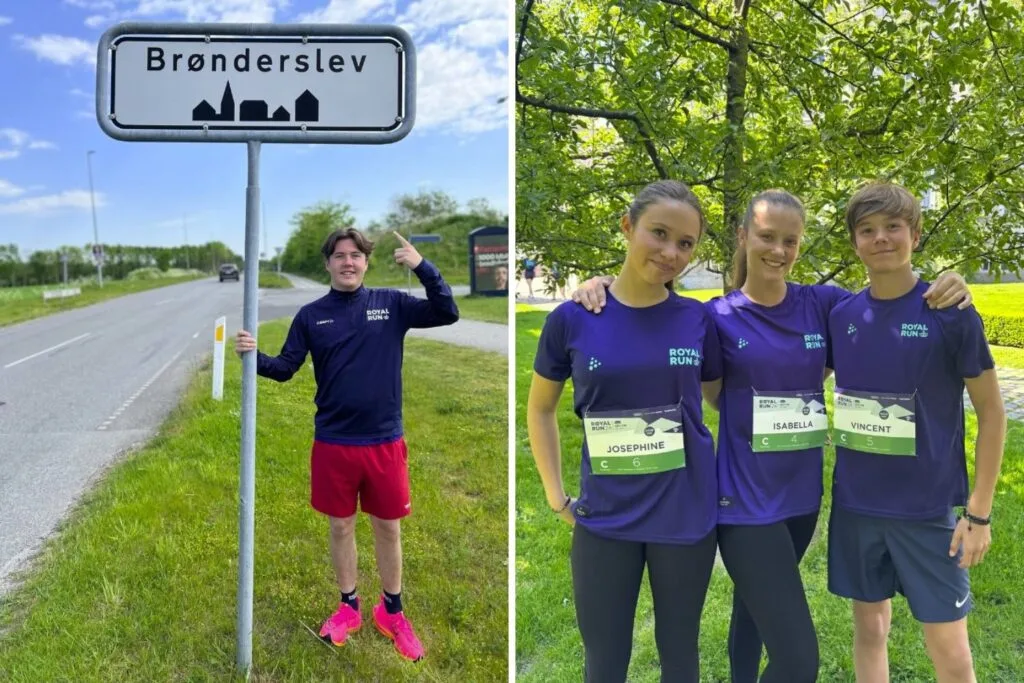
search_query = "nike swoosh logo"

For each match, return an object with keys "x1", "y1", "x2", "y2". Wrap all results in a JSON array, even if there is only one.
[{"x1": 955, "y1": 594, "x2": 970, "y2": 608}]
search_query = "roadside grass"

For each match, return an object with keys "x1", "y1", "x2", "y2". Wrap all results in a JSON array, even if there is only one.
[
  {"x1": 455, "y1": 295, "x2": 508, "y2": 325},
  {"x1": 515, "y1": 308, "x2": 1024, "y2": 682},
  {"x1": 258, "y1": 272, "x2": 293, "y2": 289},
  {"x1": 299, "y1": 268, "x2": 470, "y2": 288},
  {"x1": 0, "y1": 276, "x2": 205, "y2": 328},
  {"x1": 0, "y1": 321, "x2": 508, "y2": 682}
]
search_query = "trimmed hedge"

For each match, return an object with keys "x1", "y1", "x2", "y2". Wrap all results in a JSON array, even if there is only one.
[{"x1": 980, "y1": 311, "x2": 1024, "y2": 348}]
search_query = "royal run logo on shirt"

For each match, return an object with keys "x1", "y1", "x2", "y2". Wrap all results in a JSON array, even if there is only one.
[
  {"x1": 804, "y1": 333, "x2": 825, "y2": 349},
  {"x1": 366, "y1": 308, "x2": 390, "y2": 322},
  {"x1": 900, "y1": 322, "x2": 929, "y2": 338},
  {"x1": 668, "y1": 347, "x2": 702, "y2": 366}
]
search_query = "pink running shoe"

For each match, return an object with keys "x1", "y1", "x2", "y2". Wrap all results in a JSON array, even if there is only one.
[
  {"x1": 372, "y1": 598, "x2": 425, "y2": 662},
  {"x1": 319, "y1": 601, "x2": 362, "y2": 646}
]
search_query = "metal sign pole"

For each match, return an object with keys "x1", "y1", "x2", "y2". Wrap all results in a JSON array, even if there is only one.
[{"x1": 236, "y1": 140, "x2": 260, "y2": 674}]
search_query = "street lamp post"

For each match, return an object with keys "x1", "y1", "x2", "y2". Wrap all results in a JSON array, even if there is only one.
[{"x1": 86, "y1": 150, "x2": 103, "y2": 287}]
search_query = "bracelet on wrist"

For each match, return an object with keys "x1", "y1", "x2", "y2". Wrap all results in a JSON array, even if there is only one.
[
  {"x1": 553, "y1": 495, "x2": 571, "y2": 514},
  {"x1": 961, "y1": 507, "x2": 991, "y2": 527}
]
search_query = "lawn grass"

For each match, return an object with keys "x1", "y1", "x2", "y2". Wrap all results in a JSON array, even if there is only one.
[
  {"x1": 455, "y1": 295, "x2": 508, "y2": 325},
  {"x1": 515, "y1": 308, "x2": 1024, "y2": 682},
  {"x1": 0, "y1": 276, "x2": 205, "y2": 328},
  {"x1": 0, "y1": 321, "x2": 508, "y2": 682},
  {"x1": 258, "y1": 272, "x2": 293, "y2": 289}
]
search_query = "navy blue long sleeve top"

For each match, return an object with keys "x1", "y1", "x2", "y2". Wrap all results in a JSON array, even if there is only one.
[{"x1": 255, "y1": 259, "x2": 459, "y2": 445}]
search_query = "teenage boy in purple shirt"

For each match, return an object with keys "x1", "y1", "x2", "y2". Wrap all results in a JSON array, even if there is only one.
[
  {"x1": 827, "y1": 182, "x2": 1006, "y2": 683},
  {"x1": 235, "y1": 227, "x2": 459, "y2": 662}
]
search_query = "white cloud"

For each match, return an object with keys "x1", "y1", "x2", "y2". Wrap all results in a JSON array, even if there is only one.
[
  {"x1": 0, "y1": 190, "x2": 106, "y2": 215},
  {"x1": 64, "y1": 0, "x2": 116, "y2": 9},
  {"x1": 85, "y1": 15, "x2": 111, "y2": 27},
  {"x1": 0, "y1": 180, "x2": 26, "y2": 197},
  {"x1": 122, "y1": 0, "x2": 285, "y2": 23},
  {"x1": 450, "y1": 19, "x2": 507, "y2": 48},
  {"x1": 14, "y1": 34, "x2": 95, "y2": 66},
  {"x1": 416, "y1": 42, "x2": 506, "y2": 134},
  {"x1": 0, "y1": 16, "x2": 13, "y2": 26},
  {"x1": 0, "y1": 129, "x2": 30, "y2": 147},
  {"x1": 398, "y1": 0, "x2": 506, "y2": 36},
  {"x1": 298, "y1": 0, "x2": 394, "y2": 23},
  {"x1": 0, "y1": 129, "x2": 60, "y2": 157}
]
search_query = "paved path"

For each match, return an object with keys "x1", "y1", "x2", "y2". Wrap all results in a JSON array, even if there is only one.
[{"x1": 965, "y1": 366, "x2": 1024, "y2": 421}]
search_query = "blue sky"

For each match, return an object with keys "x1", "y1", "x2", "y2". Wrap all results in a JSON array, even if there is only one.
[{"x1": 0, "y1": 0, "x2": 509, "y2": 257}]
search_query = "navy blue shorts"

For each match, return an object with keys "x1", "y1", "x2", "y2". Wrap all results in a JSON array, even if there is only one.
[{"x1": 827, "y1": 505, "x2": 971, "y2": 623}]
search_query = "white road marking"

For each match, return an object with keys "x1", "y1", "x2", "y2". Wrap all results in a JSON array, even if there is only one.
[
  {"x1": 96, "y1": 349, "x2": 184, "y2": 431},
  {"x1": 4, "y1": 333, "x2": 92, "y2": 369},
  {"x1": 156, "y1": 298, "x2": 175, "y2": 306}
]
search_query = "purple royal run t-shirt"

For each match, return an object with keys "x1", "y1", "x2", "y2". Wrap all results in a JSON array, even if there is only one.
[
  {"x1": 534, "y1": 291, "x2": 723, "y2": 544},
  {"x1": 827, "y1": 279, "x2": 994, "y2": 520},
  {"x1": 707, "y1": 284, "x2": 849, "y2": 525}
]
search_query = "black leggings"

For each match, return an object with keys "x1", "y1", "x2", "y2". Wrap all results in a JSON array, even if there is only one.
[
  {"x1": 571, "y1": 524, "x2": 717, "y2": 683},
  {"x1": 719, "y1": 511, "x2": 820, "y2": 683}
]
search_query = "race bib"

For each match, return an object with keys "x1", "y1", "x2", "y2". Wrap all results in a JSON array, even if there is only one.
[
  {"x1": 751, "y1": 390, "x2": 828, "y2": 452},
  {"x1": 833, "y1": 388, "x2": 916, "y2": 456},
  {"x1": 583, "y1": 404, "x2": 685, "y2": 475}
]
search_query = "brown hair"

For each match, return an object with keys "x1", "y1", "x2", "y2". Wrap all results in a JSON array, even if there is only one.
[
  {"x1": 321, "y1": 227, "x2": 374, "y2": 260},
  {"x1": 845, "y1": 182, "x2": 921, "y2": 242},
  {"x1": 628, "y1": 179, "x2": 708, "y2": 240},
  {"x1": 731, "y1": 189, "x2": 806, "y2": 289},
  {"x1": 627, "y1": 180, "x2": 708, "y2": 291}
]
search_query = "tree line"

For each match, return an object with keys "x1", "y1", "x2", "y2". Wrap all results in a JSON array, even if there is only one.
[{"x1": 0, "y1": 242, "x2": 239, "y2": 287}]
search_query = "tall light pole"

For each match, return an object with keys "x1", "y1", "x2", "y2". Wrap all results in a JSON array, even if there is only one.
[{"x1": 86, "y1": 150, "x2": 103, "y2": 287}]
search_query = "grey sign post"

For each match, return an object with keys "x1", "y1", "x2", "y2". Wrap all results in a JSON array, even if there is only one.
[{"x1": 95, "y1": 21, "x2": 415, "y2": 677}]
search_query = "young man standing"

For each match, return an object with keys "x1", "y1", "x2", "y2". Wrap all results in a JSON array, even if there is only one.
[
  {"x1": 235, "y1": 227, "x2": 459, "y2": 662},
  {"x1": 827, "y1": 183, "x2": 1006, "y2": 683}
]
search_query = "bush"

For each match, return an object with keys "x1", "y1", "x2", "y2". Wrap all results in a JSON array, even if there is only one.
[{"x1": 980, "y1": 312, "x2": 1024, "y2": 348}]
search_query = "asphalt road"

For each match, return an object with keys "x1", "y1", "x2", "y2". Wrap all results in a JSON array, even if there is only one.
[{"x1": 0, "y1": 274, "x2": 505, "y2": 594}]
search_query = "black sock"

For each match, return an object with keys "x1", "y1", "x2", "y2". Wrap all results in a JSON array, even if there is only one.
[
  {"x1": 341, "y1": 589, "x2": 359, "y2": 610},
  {"x1": 383, "y1": 590, "x2": 403, "y2": 614}
]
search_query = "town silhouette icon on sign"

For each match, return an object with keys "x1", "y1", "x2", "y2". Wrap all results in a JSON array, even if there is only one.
[{"x1": 192, "y1": 82, "x2": 320, "y2": 123}]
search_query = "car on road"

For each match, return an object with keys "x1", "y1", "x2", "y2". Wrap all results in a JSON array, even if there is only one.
[{"x1": 219, "y1": 263, "x2": 240, "y2": 282}]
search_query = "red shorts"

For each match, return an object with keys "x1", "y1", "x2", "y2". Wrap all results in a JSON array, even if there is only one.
[{"x1": 310, "y1": 438, "x2": 411, "y2": 520}]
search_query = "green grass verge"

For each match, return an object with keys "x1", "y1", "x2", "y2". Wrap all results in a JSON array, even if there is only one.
[
  {"x1": 455, "y1": 295, "x2": 508, "y2": 325},
  {"x1": 0, "y1": 276, "x2": 205, "y2": 328},
  {"x1": 515, "y1": 308, "x2": 1024, "y2": 682},
  {"x1": 258, "y1": 272, "x2": 293, "y2": 289},
  {"x1": 0, "y1": 322, "x2": 508, "y2": 682}
]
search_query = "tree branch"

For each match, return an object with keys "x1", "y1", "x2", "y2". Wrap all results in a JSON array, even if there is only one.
[
  {"x1": 918, "y1": 158, "x2": 1024, "y2": 250},
  {"x1": 846, "y1": 82, "x2": 918, "y2": 137},
  {"x1": 978, "y1": 0, "x2": 1023, "y2": 103},
  {"x1": 669, "y1": 17, "x2": 734, "y2": 50},
  {"x1": 515, "y1": 95, "x2": 668, "y2": 178},
  {"x1": 815, "y1": 259, "x2": 853, "y2": 285},
  {"x1": 659, "y1": 0, "x2": 732, "y2": 31}
]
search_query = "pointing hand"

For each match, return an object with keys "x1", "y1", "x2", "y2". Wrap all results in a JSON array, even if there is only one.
[{"x1": 393, "y1": 232, "x2": 423, "y2": 270}]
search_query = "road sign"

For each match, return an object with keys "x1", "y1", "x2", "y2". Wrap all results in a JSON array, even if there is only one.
[
  {"x1": 96, "y1": 23, "x2": 416, "y2": 144},
  {"x1": 92, "y1": 244, "x2": 105, "y2": 264},
  {"x1": 409, "y1": 234, "x2": 441, "y2": 243}
]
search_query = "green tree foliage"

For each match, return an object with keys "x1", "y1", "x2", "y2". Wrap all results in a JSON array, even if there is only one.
[
  {"x1": 279, "y1": 201, "x2": 356, "y2": 278},
  {"x1": 516, "y1": 0, "x2": 1024, "y2": 289},
  {"x1": 280, "y1": 193, "x2": 506, "y2": 283}
]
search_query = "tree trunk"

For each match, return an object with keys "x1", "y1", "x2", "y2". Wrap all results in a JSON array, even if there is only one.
[{"x1": 721, "y1": 2, "x2": 750, "y2": 291}]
